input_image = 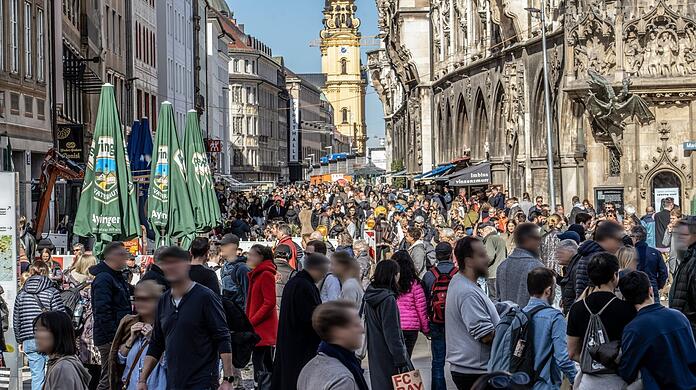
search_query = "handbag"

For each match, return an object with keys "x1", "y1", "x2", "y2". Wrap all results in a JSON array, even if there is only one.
[
  {"x1": 392, "y1": 369, "x2": 422, "y2": 390},
  {"x1": 122, "y1": 340, "x2": 149, "y2": 390}
]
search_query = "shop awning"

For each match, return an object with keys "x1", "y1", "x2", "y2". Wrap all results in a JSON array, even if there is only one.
[
  {"x1": 414, "y1": 163, "x2": 455, "y2": 180},
  {"x1": 387, "y1": 169, "x2": 409, "y2": 178},
  {"x1": 443, "y1": 162, "x2": 491, "y2": 186}
]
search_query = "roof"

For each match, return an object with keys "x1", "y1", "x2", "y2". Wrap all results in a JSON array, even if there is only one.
[
  {"x1": 208, "y1": 0, "x2": 231, "y2": 15},
  {"x1": 298, "y1": 73, "x2": 327, "y2": 89}
]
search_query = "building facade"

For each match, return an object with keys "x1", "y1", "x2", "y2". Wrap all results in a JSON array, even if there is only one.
[
  {"x1": 205, "y1": 6, "x2": 233, "y2": 174},
  {"x1": 0, "y1": 0, "x2": 52, "y2": 217},
  {"x1": 156, "y1": 0, "x2": 194, "y2": 130},
  {"x1": 320, "y1": 0, "x2": 368, "y2": 154},
  {"x1": 227, "y1": 19, "x2": 285, "y2": 182},
  {"x1": 131, "y1": 0, "x2": 159, "y2": 131},
  {"x1": 370, "y1": 0, "x2": 696, "y2": 213}
]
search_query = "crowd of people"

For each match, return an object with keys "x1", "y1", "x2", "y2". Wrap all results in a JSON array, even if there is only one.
[{"x1": 8, "y1": 182, "x2": 696, "y2": 390}]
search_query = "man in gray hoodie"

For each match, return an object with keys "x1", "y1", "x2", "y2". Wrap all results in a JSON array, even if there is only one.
[{"x1": 495, "y1": 223, "x2": 544, "y2": 307}]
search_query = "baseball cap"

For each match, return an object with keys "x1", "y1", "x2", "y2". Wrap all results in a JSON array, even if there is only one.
[
  {"x1": 414, "y1": 215, "x2": 425, "y2": 224},
  {"x1": 478, "y1": 220, "x2": 497, "y2": 229},
  {"x1": 217, "y1": 233, "x2": 240, "y2": 246},
  {"x1": 435, "y1": 242, "x2": 453, "y2": 261}
]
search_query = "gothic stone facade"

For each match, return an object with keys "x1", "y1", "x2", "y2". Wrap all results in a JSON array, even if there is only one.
[{"x1": 370, "y1": 0, "x2": 696, "y2": 213}]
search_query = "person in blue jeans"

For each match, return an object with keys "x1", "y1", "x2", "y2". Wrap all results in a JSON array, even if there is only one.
[
  {"x1": 12, "y1": 262, "x2": 65, "y2": 390},
  {"x1": 422, "y1": 242, "x2": 457, "y2": 390}
]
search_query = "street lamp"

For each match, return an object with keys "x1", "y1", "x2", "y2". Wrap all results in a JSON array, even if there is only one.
[
  {"x1": 325, "y1": 146, "x2": 333, "y2": 156},
  {"x1": 307, "y1": 153, "x2": 315, "y2": 164},
  {"x1": 526, "y1": 4, "x2": 556, "y2": 211}
]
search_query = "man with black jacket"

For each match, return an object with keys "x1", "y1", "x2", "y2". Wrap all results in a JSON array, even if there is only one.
[
  {"x1": 272, "y1": 253, "x2": 329, "y2": 390},
  {"x1": 669, "y1": 217, "x2": 696, "y2": 333},
  {"x1": 139, "y1": 246, "x2": 234, "y2": 390},
  {"x1": 91, "y1": 241, "x2": 133, "y2": 390},
  {"x1": 571, "y1": 221, "x2": 625, "y2": 299}
]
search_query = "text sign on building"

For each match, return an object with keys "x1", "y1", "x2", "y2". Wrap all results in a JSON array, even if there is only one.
[
  {"x1": 684, "y1": 141, "x2": 696, "y2": 151},
  {"x1": 0, "y1": 172, "x2": 19, "y2": 387},
  {"x1": 56, "y1": 124, "x2": 85, "y2": 162},
  {"x1": 289, "y1": 97, "x2": 299, "y2": 163},
  {"x1": 206, "y1": 139, "x2": 222, "y2": 153},
  {"x1": 595, "y1": 188, "x2": 625, "y2": 215}
]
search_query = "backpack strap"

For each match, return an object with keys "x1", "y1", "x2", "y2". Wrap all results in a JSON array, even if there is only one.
[
  {"x1": 30, "y1": 293, "x2": 48, "y2": 312},
  {"x1": 123, "y1": 339, "x2": 149, "y2": 389},
  {"x1": 582, "y1": 296, "x2": 616, "y2": 316}
]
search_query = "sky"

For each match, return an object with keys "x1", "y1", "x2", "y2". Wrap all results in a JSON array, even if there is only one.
[{"x1": 225, "y1": 0, "x2": 385, "y2": 148}]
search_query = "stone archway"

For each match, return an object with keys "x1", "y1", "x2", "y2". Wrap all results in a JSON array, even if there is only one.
[
  {"x1": 473, "y1": 91, "x2": 488, "y2": 160},
  {"x1": 531, "y1": 74, "x2": 547, "y2": 157},
  {"x1": 491, "y1": 84, "x2": 506, "y2": 159},
  {"x1": 650, "y1": 170, "x2": 682, "y2": 210}
]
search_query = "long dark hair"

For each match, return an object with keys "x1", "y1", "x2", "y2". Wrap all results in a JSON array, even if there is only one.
[
  {"x1": 33, "y1": 311, "x2": 76, "y2": 356},
  {"x1": 391, "y1": 250, "x2": 419, "y2": 294},
  {"x1": 370, "y1": 259, "x2": 400, "y2": 294}
]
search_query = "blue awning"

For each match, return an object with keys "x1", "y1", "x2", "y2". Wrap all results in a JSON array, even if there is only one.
[{"x1": 414, "y1": 164, "x2": 455, "y2": 180}]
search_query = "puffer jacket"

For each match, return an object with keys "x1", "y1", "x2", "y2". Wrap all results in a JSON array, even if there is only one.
[
  {"x1": 573, "y1": 240, "x2": 605, "y2": 298},
  {"x1": 396, "y1": 280, "x2": 430, "y2": 333},
  {"x1": 13, "y1": 275, "x2": 65, "y2": 342},
  {"x1": 669, "y1": 243, "x2": 696, "y2": 332}
]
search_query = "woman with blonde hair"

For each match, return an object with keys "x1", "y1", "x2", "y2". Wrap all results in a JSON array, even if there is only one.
[
  {"x1": 64, "y1": 254, "x2": 101, "y2": 389},
  {"x1": 617, "y1": 246, "x2": 638, "y2": 276},
  {"x1": 110, "y1": 280, "x2": 166, "y2": 389}
]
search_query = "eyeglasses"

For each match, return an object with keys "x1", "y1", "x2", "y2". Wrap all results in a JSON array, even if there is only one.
[{"x1": 488, "y1": 372, "x2": 530, "y2": 388}]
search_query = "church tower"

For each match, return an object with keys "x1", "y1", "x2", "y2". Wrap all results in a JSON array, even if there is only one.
[{"x1": 320, "y1": 0, "x2": 367, "y2": 154}]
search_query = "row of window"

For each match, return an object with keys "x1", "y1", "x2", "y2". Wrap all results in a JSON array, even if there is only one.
[
  {"x1": 136, "y1": 88, "x2": 158, "y2": 130},
  {"x1": 1, "y1": 1, "x2": 46, "y2": 81},
  {"x1": 231, "y1": 58, "x2": 256, "y2": 75},
  {"x1": 63, "y1": 0, "x2": 79, "y2": 28},
  {"x1": 230, "y1": 85, "x2": 256, "y2": 105},
  {"x1": 168, "y1": 2, "x2": 190, "y2": 46},
  {"x1": 135, "y1": 21, "x2": 156, "y2": 67},
  {"x1": 0, "y1": 90, "x2": 45, "y2": 120},
  {"x1": 231, "y1": 149, "x2": 278, "y2": 168},
  {"x1": 104, "y1": 4, "x2": 124, "y2": 57}
]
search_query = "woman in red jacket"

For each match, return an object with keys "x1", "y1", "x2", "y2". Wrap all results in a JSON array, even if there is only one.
[{"x1": 246, "y1": 244, "x2": 278, "y2": 388}]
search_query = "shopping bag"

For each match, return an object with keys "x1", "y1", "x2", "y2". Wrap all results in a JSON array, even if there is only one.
[{"x1": 392, "y1": 369, "x2": 424, "y2": 390}]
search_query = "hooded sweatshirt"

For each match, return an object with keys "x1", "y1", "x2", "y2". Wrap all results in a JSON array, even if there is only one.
[
  {"x1": 44, "y1": 355, "x2": 91, "y2": 390},
  {"x1": 363, "y1": 286, "x2": 412, "y2": 390},
  {"x1": 90, "y1": 261, "x2": 133, "y2": 346},
  {"x1": 13, "y1": 275, "x2": 65, "y2": 342}
]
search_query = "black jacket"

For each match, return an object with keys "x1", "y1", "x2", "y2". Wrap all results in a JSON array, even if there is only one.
[
  {"x1": 669, "y1": 243, "x2": 696, "y2": 332},
  {"x1": 363, "y1": 286, "x2": 412, "y2": 390},
  {"x1": 90, "y1": 261, "x2": 132, "y2": 346},
  {"x1": 271, "y1": 270, "x2": 322, "y2": 390},
  {"x1": 573, "y1": 240, "x2": 605, "y2": 298}
]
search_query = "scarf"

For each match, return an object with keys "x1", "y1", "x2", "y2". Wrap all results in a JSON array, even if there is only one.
[{"x1": 317, "y1": 341, "x2": 369, "y2": 390}]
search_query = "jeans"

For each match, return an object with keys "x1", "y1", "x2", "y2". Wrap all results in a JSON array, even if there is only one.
[
  {"x1": 23, "y1": 339, "x2": 47, "y2": 390},
  {"x1": 430, "y1": 323, "x2": 447, "y2": 390},
  {"x1": 451, "y1": 372, "x2": 483, "y2": 390}
]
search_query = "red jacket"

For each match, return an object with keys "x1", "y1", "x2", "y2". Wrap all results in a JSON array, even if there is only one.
[{"x1": 246, "y1": 259, "x2": 278, "y2": 346}]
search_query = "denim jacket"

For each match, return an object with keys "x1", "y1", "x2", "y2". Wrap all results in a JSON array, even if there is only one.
[{"x1": 524, "y1": 297, "x2": 577, "y2": 389}]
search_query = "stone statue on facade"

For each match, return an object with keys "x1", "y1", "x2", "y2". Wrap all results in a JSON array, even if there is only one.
[{"x1": 583, "y1": 69, "x2": 654, "y2": 155}]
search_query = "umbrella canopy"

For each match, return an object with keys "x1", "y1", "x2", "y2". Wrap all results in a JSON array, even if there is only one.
[
  {"x1": 182, "y1": 110, "x2": 221, "y2": 233},
  {"x1": 127, "y1": 118, "x2": 153, "y2": 175},
  {"x1": 73, "y1": 84, "x2": 140, "y2": 256},
  {"x1": 147, "y1": 102, "x2": 196, "y2": 247}
]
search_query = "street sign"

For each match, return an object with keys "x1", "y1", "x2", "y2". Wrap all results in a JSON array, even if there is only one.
[
  {"x1": 684, "y1": 141, "x2": 696, "y2": 151},
  {"x1": 206, "y1": 139, "x2": 222, "y2": 153}
]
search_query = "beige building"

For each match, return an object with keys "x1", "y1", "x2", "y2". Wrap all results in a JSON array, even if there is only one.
[
  {"x1": 320, "y1": 0, "x2": 368, "y2": 154},
  {"x1": 370, "y1": 0, "x2": 696, "y2": 214}
]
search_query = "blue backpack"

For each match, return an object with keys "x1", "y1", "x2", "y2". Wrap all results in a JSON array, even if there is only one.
[{"x1": 489, "y1": 305, "x2": 552, "y2": 383}]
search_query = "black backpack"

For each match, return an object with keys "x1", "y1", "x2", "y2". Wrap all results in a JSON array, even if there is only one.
[
  {"x1": 59, "y1": 282, "x2": 89, "y2": 335},
  {"x1": 221, "y1": 293, "x2": 260, "y2": 368}
]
